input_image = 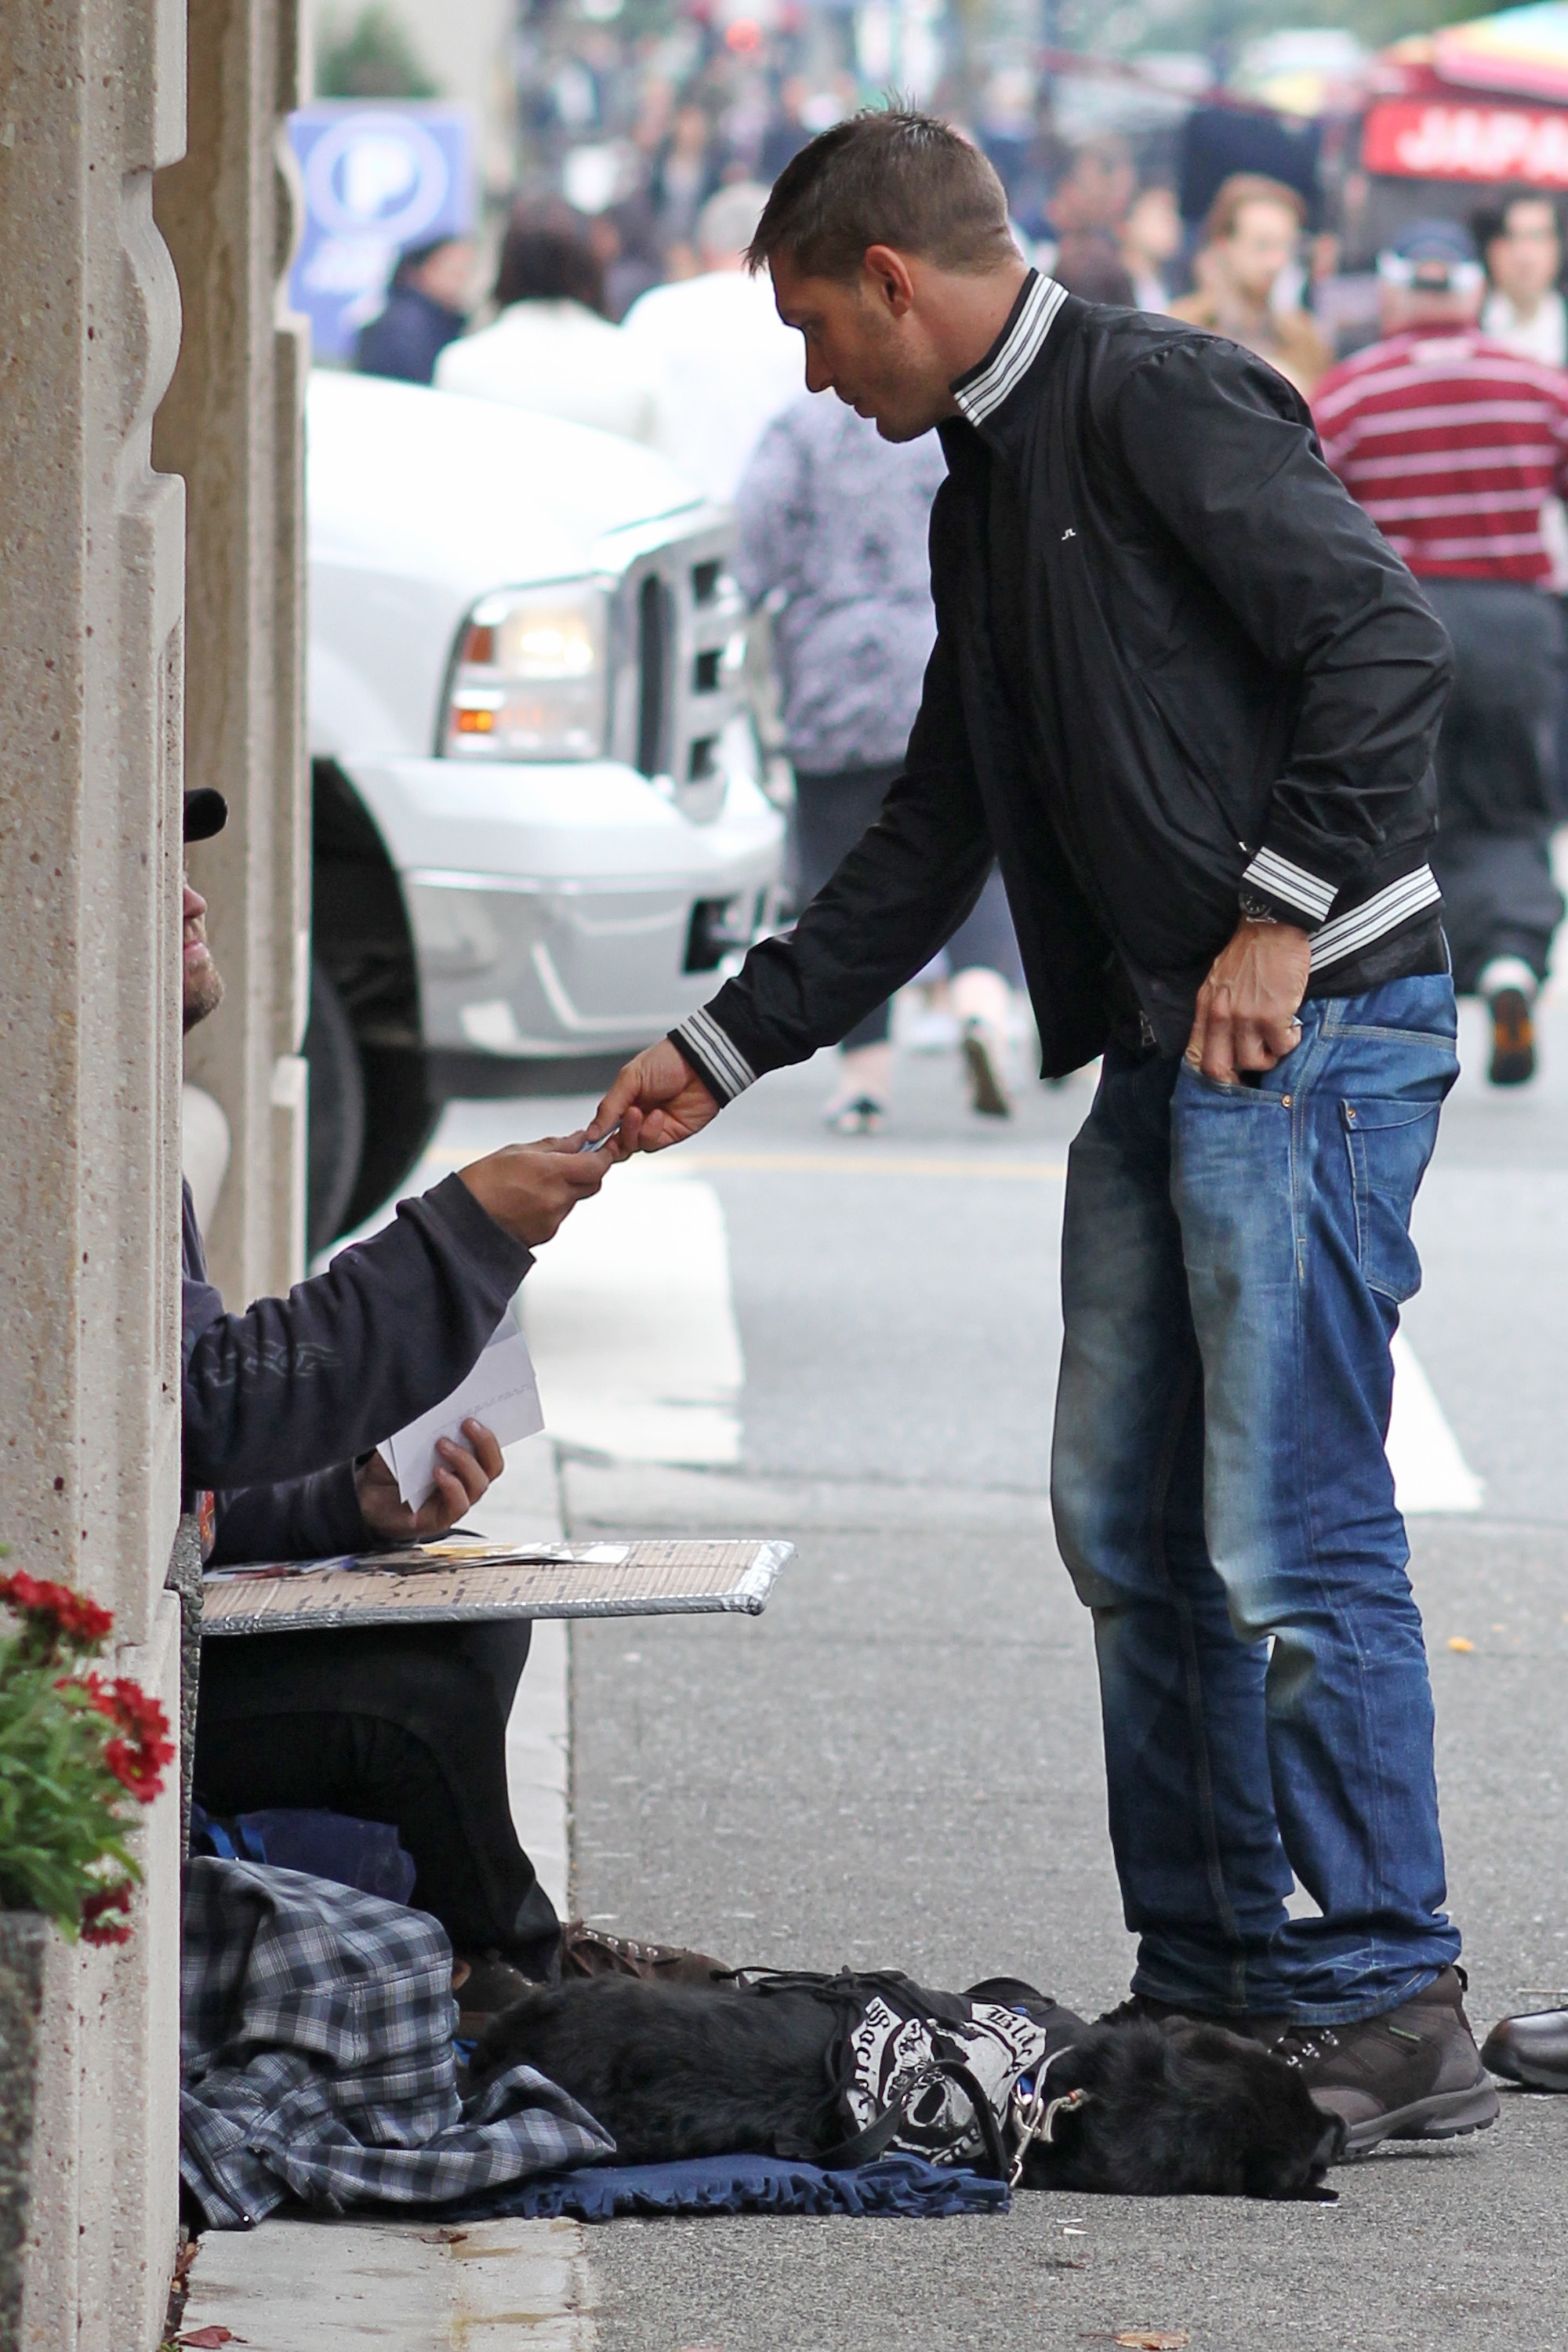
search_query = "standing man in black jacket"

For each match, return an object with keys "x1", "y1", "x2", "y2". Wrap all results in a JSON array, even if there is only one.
[{"x1": 591, "y1": 110, "x2": 1499, "y2": 2154}]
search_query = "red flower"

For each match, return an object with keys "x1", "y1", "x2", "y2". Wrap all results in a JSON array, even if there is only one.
[
  {"x1": 78, "y1": 1674, "x2": 175, "y2": 1805},
  {"x1": 81, "y1": 1882, "x2": 135, "y2": 1946},
  {"x1": 1, "y1": 1571, "x2": 114, "y2": 1652}
]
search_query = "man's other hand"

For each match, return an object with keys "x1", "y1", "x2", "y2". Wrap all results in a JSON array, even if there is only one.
[
  {"x1": 587, "y1": 1039, "x2": 720, "y2": 1152},
  {"x1": 459, "y1": 1124, "x2": 637, "y2": 1244},
  {"x1": 1185, "y1": 918, "x2": 1312, "y2": 1085},
  {"x1": 357, "y1": 1417, "x2": 502, "y2": 1541}
]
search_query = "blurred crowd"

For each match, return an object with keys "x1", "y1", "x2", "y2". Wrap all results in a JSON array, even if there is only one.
[{"x1": 354, "y1": 85, "x2": 1568, "y2": 1110}]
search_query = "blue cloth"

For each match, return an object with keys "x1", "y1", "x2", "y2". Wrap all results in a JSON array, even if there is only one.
[
  {"x1": 191, "y1": 1802, "x2": 418, "y2": 1906},
  {"x1": 445, "y1": 2151, "x2": 1010, "y2": 2223},
  {"x1": 1051, "y1": 976, "x2": 1463, "y2": 2024}
]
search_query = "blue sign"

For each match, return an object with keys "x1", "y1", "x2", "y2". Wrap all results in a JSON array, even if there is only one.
[{"x1": 288, "y1": 103, "x2": 475, "y2": 364}]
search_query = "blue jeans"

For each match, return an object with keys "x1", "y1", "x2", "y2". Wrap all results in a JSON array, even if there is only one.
[{"x1": 1051, "y1": 975, "x2": 1462, "y2": 2024}]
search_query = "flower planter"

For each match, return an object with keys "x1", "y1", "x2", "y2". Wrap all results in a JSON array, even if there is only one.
[{"x1": 0, "y1": 1911, "x2": 50, "y2": 2348}]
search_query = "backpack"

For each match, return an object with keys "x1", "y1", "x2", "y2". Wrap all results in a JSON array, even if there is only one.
[
  {"x1": 189, "y1": 1802, "x2": 416, "y2": 1905},
  {"x1": 746, "y1": 1969, "x2": 1090, "y2": 2183}
]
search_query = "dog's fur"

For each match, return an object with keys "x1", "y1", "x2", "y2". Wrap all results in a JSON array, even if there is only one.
[
  {"x1": 470, "y1": 1976, "x2": 1343, "y2": 2200},
  {"x1": 1029, "y1": 2015, "x2": 1343, "y2": 2199}
]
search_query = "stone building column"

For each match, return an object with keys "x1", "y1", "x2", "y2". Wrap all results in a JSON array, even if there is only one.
[
  {"x1": 155, "y1": 0, "x2": 310, "y2": 1308},
  {"x1": 0, "y1": 0, "x2": 189, "y2": 2345}
]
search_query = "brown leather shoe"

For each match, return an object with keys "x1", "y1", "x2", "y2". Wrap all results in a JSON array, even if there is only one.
[
  {"x1": 454, "y1": 1951, "x2": 537, "y2": 2035},
  {"x1": 1481, "y1": 2005, "x2": 1568, "y2": 2090},
  {"x1": 1098, "y1": 1991, "x2": 1289, "y2": 2037},
  {"x1": 561, "y1": 1920, "x2": 731, "y2": 1987},
  {"x1": 1266, "y1": 1966, "x2": 1499, "y2": 2154}
]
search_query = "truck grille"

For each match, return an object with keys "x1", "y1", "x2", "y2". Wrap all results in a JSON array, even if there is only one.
[
  {"x1": 635, "y1": 575, "x2": 671, "y2": 779},
  {"x1": 614, "y1": 521, "x2": 748, "y2": 824}
]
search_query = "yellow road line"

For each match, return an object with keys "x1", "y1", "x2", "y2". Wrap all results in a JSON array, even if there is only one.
[{"x1": 419, "y1": 1144, "x2": 1066, "y2": 1180}]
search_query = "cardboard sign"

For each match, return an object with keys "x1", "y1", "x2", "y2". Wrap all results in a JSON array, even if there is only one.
[{"x1": 201, "y1": 1536, "x2": 795, "y2": 1636}]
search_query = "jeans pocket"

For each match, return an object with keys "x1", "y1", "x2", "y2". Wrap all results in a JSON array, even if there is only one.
[
  {"x1": 1341, "y1": 1099, "x2": 1440, "y2": 1302},
  {"x1": 1181, "y1": 1065, "x2": 1261, "y2": 1101}
]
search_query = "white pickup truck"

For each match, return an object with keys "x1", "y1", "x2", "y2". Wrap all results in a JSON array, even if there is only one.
[{"x1": 304, "y1": 368, "x2": 784, "y2": 1247}]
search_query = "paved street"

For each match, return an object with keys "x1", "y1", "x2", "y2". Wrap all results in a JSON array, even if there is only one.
[{"x1": 431, "y1": 989, "x2": 1568, "y2": 2352}]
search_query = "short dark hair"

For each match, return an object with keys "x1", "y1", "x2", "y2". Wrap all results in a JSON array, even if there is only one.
[
  {"x1": 390, "y1": 235, "x2": 463, "y2": 292},
  {"x1": 494, "y1": 206, "x2": 606, "y2": 314},
  {"x1": 746, "y1": 107, "x2": 1014, "y2": 281},
  {"x1": 1472, "y1": 193, "x2": 1560, "y2": 254}
]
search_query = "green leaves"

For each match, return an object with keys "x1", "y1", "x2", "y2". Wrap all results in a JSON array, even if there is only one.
[
  {"x1": 0, "y1": 1661, "x2": 142, "y2": 1935},
  {"x1": 0, "y1": 1566, "x2": 169, "y2": 1943}
]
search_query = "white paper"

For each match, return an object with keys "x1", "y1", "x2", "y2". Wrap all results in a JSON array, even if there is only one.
[{"x1": 377, "y1": 1305, "x2": 545, "y2": 1512}]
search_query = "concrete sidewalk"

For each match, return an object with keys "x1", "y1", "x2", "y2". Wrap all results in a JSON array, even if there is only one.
[{"x1": 566, "y1": 1467, "x2": 1568, "y2": 2352}]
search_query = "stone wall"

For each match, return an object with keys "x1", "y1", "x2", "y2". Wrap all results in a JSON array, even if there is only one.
[
  {"x1": 0, "y1": 0, "x2": 306, "y2": 2343},
  {"x1": 156, "y1": 0, "x2": 309, "y2": 1312}
]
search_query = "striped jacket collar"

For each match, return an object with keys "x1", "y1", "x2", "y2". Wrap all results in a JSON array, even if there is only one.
[{"x1": 949, "y1": 269, "x2": 1068, "y2": 428}]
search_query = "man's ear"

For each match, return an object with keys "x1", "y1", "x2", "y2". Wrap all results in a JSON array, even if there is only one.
[{"x1": 862, "y1": 245, "x2": 917, "y2": 318}]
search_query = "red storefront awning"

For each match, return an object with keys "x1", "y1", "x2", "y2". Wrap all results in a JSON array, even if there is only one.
[{"x1": 1363, "y1": 94, "x2": 1568, "y2": 182}]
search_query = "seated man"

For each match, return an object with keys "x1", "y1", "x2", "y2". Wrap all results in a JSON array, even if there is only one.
[{"x1": 180, "y1": 787, "x2": 631, "y2": 2002}]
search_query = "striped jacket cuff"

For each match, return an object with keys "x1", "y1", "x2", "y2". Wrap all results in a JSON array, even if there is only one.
[
  {"x1": 670, "y1": 1008, "x2": 758, "y2": 1105},
  {"x1": 1240, "y1": 846, "x2": 1338, "y2": 927},
  {"x1": 1308, "y1": 865, "x2": 1442, "y2": 971}
]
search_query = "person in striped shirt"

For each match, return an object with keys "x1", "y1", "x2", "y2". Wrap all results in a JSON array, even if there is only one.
[{"x1": 1312, "y1": 217, "x2": 1568, "y2": 1085}]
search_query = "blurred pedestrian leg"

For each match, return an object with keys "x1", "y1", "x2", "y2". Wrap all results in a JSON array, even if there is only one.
[
  {"x1": 792, "y1": 763, "x2": 898, "y2": 1131},
  {"x1": 946, "y1": 872, "x2": 1025, "y2": 1118},
  {"x1": 1422, "y1": 579, "x2": 1565, "y2": 1084}
]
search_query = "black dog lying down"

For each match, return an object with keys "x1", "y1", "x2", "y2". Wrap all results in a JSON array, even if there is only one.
[{"x1": 470, "y1": 1969, "x2": 1343, "y2": 2201}]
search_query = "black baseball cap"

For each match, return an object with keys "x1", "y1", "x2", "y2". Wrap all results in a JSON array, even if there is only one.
[{"x1": 183, "y1": 789, "x2": 229, "y2": 843}]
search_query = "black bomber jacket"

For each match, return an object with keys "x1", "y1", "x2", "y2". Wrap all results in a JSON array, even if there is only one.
[{"x1": 674, "y1": 273, "x2": 1454, "y2": 1094}]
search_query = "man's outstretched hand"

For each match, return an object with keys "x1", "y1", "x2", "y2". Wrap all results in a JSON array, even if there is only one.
[
  {"x1": 586, "y1": 1039, "x2": 720, "y2": 1153},
  {"x1": 1185, "y1": 918, "x2": 1312, "y2": 1086},
  {"x1": 357, "y1": 1416, "x2": 502, "y2": 1541},
  {"x1": 459, "y1": 1121, "x2": 641, "y2": 1245}
]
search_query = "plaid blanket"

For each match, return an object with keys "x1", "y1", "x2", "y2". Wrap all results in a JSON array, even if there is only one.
[{"x1": 180, "y1": 1857, "x2": 612, "y2": 2228}]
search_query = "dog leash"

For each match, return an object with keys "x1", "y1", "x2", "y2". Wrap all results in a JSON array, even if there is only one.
[{"x1": 1007, "y1": 2045, "x2": 1091, "y2": 2188}]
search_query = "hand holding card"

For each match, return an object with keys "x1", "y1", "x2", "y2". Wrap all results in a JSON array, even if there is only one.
[{"x1": 377, "y1": 1303, "x2": 545, "y2": 1512}]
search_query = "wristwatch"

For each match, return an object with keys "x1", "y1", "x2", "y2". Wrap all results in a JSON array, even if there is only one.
[{"x1": 1238, "y1": 890, "x2": 1283, "y2": 924}]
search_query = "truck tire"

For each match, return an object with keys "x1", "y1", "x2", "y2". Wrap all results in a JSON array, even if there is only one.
[
  {"x1": 341, "y1": 1044, "x2": 440, "y2": 1238},
  {"x1": 304, "y1": 957, "x2": 365, "y2": 1255},
  {"x1": 311, "y1": 760, "x2": 440, "y2": 1245}
]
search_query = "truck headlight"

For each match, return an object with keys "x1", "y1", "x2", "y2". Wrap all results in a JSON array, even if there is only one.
[{"x1": 441, "y1": 581, "x2": 610, "y2": 760}]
